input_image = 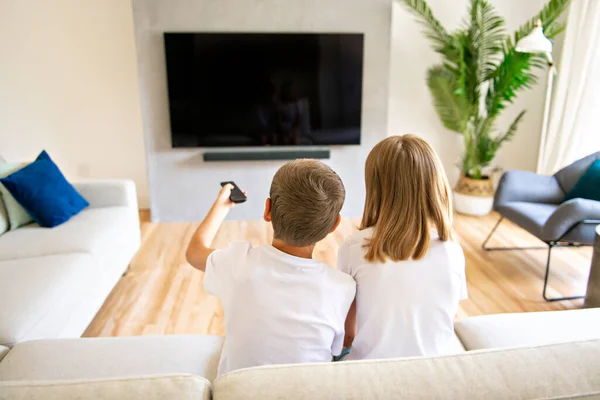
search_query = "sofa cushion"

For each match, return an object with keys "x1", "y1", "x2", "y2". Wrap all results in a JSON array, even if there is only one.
[
  {"x1": 555, "y1": 151, "x2": 600, "y2": 194},
  {"x1": 455, "y1": 308, "x2": 600, "y2": 350},
  {"x1": 565, "y1": 159, "x2": 600, "y2": 202},
  {"x1": 0, "y1": 374, "x2": 211, "y2": 400},
  {"x1": 0, "y1": 335, "x2": 224, "y2": 382},
  {"x1": 0, "y1": 161, "x2": 34, "y2": 230},
  {"x1": 0, "y1": 206, "x2": 138, "y2": 262},
  {"x1": 0, "y1": 151, "x2": 89, "y2": 228},
  {"x1": 214, "y1": 340, "x2": 600, "y2": 400},
  {"x1": 0, "y1": 196, "x2": 8, "y2": 236},
  {"x1": 495, "y1": 202, "x2": 558, "y2": 238},
  {"x1": 0, "y1": 345, "x2": 9, "y2": 362},
  {"x1": 0, "y1": 254, "x2": 97, "y2": 347}
]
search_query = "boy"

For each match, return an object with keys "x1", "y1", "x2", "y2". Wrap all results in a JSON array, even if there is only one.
[{"x1": 186, "y1": 160, "x2": 356, "y2": 376}]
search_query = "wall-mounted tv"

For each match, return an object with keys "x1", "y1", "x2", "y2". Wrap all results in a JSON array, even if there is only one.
[{"x1": 164, "y1": 33, "x2": 364, "y2": 148}]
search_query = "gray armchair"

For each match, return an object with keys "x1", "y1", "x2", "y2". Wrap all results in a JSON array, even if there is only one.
[{"x1": 483, "y1": 152, "x2": 600, "y2": 301}]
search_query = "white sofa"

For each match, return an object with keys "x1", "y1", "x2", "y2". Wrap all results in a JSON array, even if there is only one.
[
  {"x1": 0, "y1": 180, "x2": 141, "y2": 348},
  {"x1": 1, "y1": 308, "x2": 599, "y2": 399}
]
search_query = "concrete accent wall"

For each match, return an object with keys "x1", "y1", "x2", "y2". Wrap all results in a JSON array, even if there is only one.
[{"x1": 132, "y1": 0, "x2": 392, "y2": 221}]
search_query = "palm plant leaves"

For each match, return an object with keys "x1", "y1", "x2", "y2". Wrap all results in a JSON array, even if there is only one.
[
  {"x1": 446, "y1": 33, "x2": 470, "y2": 97},
  {"x1": 513, "y1": 0, "x2": 571, "y2": 43},
  {"x1": 485, "y1": 46, "x2": 541, "y2": 118},
  {"x1": 484, "y1": 0, "x2": 571, "y2": 117},
  {"x1": 475, "y1": 135, "x2": 497, "y2": 169},
  {"x1": 469, "y1": 0, "x2": 506, "y2": 82},
  {"x1": 497, "y1": 110, "x2": 526, "y2": 146},
  {"x1": 484, "y1": 0, "x2": 569, "y2": 118},
  {"x1": 401, "y1": 0, "x2": 451, "y2": 52},
  {"x1": 544, "y1": 22, "x2": 567, "y2": 39},
  {"x1": 473, "y1": 110, "x2": 526, "y2": 175},
  {"x1": 461, "y1": 110, "x2": 525, "y2": 177},
  {"x1": 427, "y1": 66, "x2": 470, "y2": 133},
  {"x1": 401, "y1": 0, "x2": 571, "y2": 178},
  {"x1": 401, "y1": 0, "x2": 466, "y2": 75},
  {"x1": 460, "y1": 30, "x2": 479, "y2": 106}
]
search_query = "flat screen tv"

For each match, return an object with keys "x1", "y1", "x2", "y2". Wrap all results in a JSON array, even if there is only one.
[{"x1": 164, "y1": 33, "x2": 364, "y2": 148}]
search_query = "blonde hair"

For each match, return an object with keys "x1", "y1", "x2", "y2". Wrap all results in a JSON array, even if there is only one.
[
  {"x1": 270, "y1": 159, "x2": 345, "y2": 247},
  {"x1": 361, "y1": 135, "x2": 453, "y2": 262}
]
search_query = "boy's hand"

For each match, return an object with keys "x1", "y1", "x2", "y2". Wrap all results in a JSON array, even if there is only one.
[
  {"x1": 186, "y1": 184, "x2": 246, "y2": 272},
  {"x1": 214, "y1": 184, "x2": 247, "y2": 209}
]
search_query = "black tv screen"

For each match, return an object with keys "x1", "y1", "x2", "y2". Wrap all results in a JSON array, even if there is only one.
[{"x1": 164, "y1": 33, "x2": 364, "y2": 147}]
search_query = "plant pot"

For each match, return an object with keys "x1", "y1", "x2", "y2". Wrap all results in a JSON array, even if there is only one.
[{"x1": 453, "y1": 175, "x2": 494, "y2": 216}]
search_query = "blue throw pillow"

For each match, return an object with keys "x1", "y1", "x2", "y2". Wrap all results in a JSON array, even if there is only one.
[
  {"x1": 0, "y1": 151, "x2": 89, "y2": 228},
  {"x1": 564, "y1": 159, "x2": 600, "y2": 202}
]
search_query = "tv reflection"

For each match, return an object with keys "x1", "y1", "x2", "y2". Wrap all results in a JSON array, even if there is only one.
[{"x1": 256, "y1": 80, "x2": 303, "y2": 146}]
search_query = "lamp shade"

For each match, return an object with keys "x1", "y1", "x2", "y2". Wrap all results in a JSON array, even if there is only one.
[{"x1": 516, "y1": 26, "x2": 553, "y2": 53}]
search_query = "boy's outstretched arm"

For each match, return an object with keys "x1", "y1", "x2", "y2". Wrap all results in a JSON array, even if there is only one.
[{"x1": 186, "y1": 184, "x2": 243, "y2": 272}]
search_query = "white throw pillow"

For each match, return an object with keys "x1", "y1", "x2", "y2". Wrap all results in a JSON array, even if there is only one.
[
  {"x1": 0, "y1": 194, "x2": 8, "y2": 235},
  {"x1": 0, "y1": 162, "x2": 34, "y2": 230}
]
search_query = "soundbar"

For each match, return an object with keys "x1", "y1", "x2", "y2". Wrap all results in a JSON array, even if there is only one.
[{"x1": 203, "y1": 149, "x2": 330, "y2": 162}]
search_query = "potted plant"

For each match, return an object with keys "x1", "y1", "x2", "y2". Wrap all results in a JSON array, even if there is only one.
[{"x1": 402, "y1": 0, "x2": 570, "y2": 215}]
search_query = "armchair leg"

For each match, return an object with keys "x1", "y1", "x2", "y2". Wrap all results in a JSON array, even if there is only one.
[
  {"x1": 482, "y1": 217, "x2": 547, "y2": 251},
  {"x1": 482, "y1": 218, "x2": 586, "y2": 302},
  {"x1": 542, "y1": 243, "x2": 586, "y2": 302}
]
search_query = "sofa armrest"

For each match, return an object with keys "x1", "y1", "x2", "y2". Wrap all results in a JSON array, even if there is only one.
[
  {"x1": 72, "y1": 180, "x2": 138, "y2": 209},
  {"x1": 455, "y1": 308, "x2": 600, "y2": 350},
  {"x1": 494, "y1": 170, "x2": 565, "y2": 208},
  {"x1": 0, "y1": 345, "x2": 9, "y2": 363},
  {"x1": 542, "y1": 198, "x2": 600, "y2": 240}
]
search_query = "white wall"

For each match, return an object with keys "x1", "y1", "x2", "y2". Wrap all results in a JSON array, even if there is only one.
[
  {"x1": 133, "y1": 0, "x2": 392, "y2": 222},
  {"x1": 0, "y1": 0, "x2": 557, "y2": 216},
  {"x1": 0, "y1": 0, "x2": 149, "y2": 207},
  {"x1": 388, "y1": 0, "x2": 553, "y2": 185}
]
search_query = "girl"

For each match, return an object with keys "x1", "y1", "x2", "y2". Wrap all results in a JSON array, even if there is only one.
[{"x1": 338, "y1": 134, "x2": 467, "y2": 360}]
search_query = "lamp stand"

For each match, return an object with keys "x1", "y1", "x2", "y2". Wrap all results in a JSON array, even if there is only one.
[{"x1": 536, "y1": 63, "x2": 556, "y2": 173}]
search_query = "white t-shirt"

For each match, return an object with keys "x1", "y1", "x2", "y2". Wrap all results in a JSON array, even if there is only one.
[
  {"x1": 204, "y1": 242, "x2": 356, "y2": 375},
  {"x1": 337, "y1": 228, "x2": 467, "y2": 361}
]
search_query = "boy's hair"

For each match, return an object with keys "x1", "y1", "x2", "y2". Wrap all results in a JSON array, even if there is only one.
[
  {"x1": 361, "y1": 135, "x2": 453, "y2": 262},
  {"x1": 270, "y1": 160, "x2": 345, "y2": 247}
]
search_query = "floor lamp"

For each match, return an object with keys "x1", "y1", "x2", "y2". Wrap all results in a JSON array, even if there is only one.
[{"x1": 515, "y1": 19, "x2": 556, "y2": 173}]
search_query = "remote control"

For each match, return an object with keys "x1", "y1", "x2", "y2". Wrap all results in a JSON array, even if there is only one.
[{"x1": 220, "y1": 181, "x2": 247, "y2": 204}]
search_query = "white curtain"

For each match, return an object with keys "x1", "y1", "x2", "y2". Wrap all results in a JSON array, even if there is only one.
[{"x1": 539, "y1": 0, "x2": 600, "y2": 175}]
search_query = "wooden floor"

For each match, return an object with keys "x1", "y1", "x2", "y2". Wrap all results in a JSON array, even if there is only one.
[{"x1": 83, "y1": 211, "x2": 592, "y2": 337}]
